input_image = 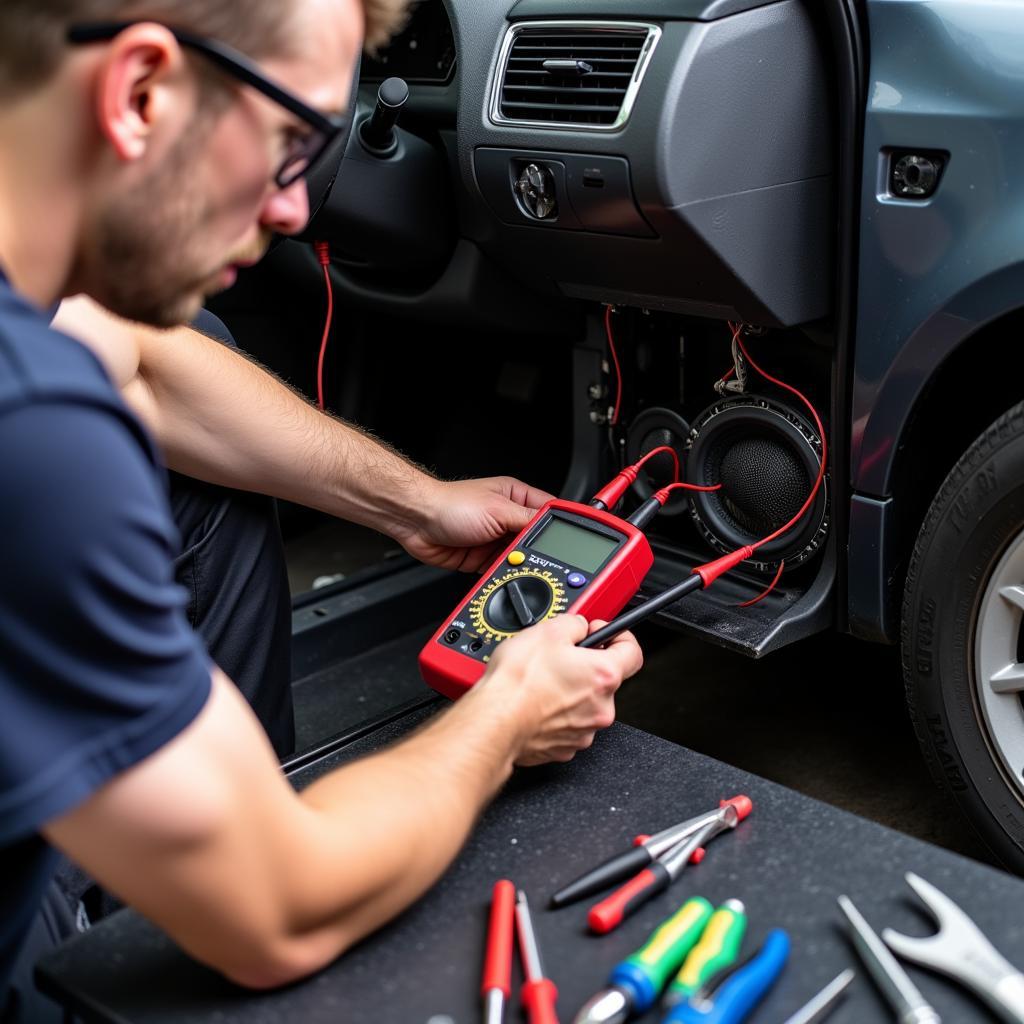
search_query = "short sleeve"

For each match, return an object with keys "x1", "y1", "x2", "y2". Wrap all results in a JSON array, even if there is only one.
[{"x1": 0, "y1": 401, "x2": 212, "y2": 842}]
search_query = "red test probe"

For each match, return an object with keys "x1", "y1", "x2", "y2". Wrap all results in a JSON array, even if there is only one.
[{"x1": 482, "y1": 880, "x2": 516, "y2": 1024}]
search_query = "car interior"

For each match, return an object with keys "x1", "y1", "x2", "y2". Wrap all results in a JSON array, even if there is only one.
[{"x1": 207, "y1": 0, "x2": 859, "y2": 759}]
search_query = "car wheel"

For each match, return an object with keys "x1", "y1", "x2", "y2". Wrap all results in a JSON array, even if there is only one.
[{"x1": 902, "y1": 401, "x2": 1024, "y2": 871}]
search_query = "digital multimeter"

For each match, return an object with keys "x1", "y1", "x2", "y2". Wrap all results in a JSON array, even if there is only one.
[{"x1": 419, "y1": 498, "x2": 654, "y2": 700}]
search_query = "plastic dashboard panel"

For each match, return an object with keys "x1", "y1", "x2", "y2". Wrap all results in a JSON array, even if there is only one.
[{"x1": 453, "y1": 0, "x2": 833, "y2": 327}]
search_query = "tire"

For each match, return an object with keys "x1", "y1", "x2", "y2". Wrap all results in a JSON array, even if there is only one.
[{"x1": 902, "y1": 401, "x2": 1024, "y2": 872}]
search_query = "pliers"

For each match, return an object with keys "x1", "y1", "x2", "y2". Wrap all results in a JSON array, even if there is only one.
[{"x1": 882, "y1": 872, "x2": 1024, "y2": 1024}]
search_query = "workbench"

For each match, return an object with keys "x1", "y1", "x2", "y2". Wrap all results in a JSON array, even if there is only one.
[{"x1": 36, "y1": 702, "x2": 1024, "y2": 1023}]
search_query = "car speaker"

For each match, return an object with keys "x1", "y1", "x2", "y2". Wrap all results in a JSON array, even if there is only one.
[
  {"x1": 625, "y1": 408, "x2": 692, "y2": 516},
  {"x1": 686, "y1": 394, "x2": 828, "y2": 570}
]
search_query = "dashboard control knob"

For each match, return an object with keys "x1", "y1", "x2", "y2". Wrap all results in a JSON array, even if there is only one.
[
  {"x1": 359, "y1": 76, "x2": 409, "y2": 157},
  {"x1": 514, "y1": 163, "x2": 557, "y2": 219},
  {"x1": 483, "y1": 575, "x2": 553, "y2": 631}
]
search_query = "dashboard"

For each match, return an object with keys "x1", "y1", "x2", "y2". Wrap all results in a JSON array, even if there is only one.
[{"x1": 314, "y1": 0, "x2": 834, "y2": 330}]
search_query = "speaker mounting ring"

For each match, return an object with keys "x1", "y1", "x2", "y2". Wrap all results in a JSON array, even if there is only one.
[
  {"x1": 625, "y1": 407, "x2": 692, "y2": 517},
  {"x1": 685, "y1": 394, "x2": 828, "y2": 572}
]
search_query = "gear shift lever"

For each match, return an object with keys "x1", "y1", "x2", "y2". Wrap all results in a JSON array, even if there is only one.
[{"x1": 359, "y1": 77, "x2": 409, "y2": 157}]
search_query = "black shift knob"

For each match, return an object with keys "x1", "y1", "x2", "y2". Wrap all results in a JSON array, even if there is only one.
[{"x1": 359, "y1": 77, "x2": 409, "y2": 157}]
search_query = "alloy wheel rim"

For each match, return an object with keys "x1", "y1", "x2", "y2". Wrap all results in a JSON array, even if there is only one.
[{"x1": 974, "y1": 527, "x2": 1024, "y2": 803}]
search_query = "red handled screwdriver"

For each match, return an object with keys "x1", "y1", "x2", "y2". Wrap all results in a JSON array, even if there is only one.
[
  {"x1": 516, "y1": 889, "x2": 560, "y2": 1024},
  {"x1": 588, "y1": 800, "x2": 746, "y2": 935},
  {"x1": 482, "y1": 880, "x2": 516, "y2": 1024},
  {"x1": 551, "y1": 797, "x2": 751, "y2": 909}
]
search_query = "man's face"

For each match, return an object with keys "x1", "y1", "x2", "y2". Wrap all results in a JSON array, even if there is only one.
[{"x1": 81, "y1": 0, "x2": 359, "y2": 327}]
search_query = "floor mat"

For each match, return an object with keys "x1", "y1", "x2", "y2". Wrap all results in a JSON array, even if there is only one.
[{"x1": 291, "y1": 626, "x2": 438, "y2": 751}]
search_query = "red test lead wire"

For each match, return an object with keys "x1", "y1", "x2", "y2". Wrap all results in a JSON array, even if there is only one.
[
  {"x1": 314, "y1": 241, "x2": 333, "y2": 411},
  {"x1": 590, "y1": 445, "x2": 681, "y2": 513},
  {"x1": 636, "y1": 444, "x2": 680, "y2": 485},
  {"x1": 729, "y1": 324, "x2": 827, "y2": 557},
  {"x1": 578, "y1": 329, "x2": 827, "y2": 649},
  {"x1": 603, "y1": 305, "x2": 623, "y2": 427}
]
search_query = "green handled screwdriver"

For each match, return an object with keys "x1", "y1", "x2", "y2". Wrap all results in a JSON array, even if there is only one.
[
  {"x1": 574, "y1": 897, "x2": 715, "y2": 1024},
  {"x1": 664, "y1": 899, "x2": 747, "y2": 1007}
]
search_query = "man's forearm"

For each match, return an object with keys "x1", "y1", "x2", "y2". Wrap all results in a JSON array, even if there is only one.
[
  {"x1": 277, "y1": 682, "x2": 524, "y2": 975},
  {"x1": 137, "y1": 324, "x2": 437, "y2": 537},
  {"x1": 54, "y1": 297, "x2": 438, "y2": 539},
  {"x1": 46, "y1": 670, "x2": 527, "y2": 989},
  {"x1": 56, "y1": 297, "x2": 552, "y2": 574}
]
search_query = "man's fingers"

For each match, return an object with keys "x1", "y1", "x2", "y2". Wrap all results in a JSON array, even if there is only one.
[
  {"x1": 496, "y1": 499, "x2": 537, "y2": 535},
  {"x1": 548, "y1": 613, "x2": 590, "y2": 644},
  {"x1": 456, "y1": 542, "x2": 502, "y2": 573},
  {"x1": 527, "y1": 613, "x2": 591, "y2": 644},
  {"x1": 503, "y1": 476, "x2": 556, "y2": 511},
  {"x1": 601, "y1": 629, "x2": 644, "y2": 679}
]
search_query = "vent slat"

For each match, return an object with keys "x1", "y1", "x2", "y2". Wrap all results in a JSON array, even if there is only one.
[
  {"x1": 505, "y1": 69, "x2": 634, "y2": 79},
  {"x1": 508, "y1": 58, "x2": 640, "y2": 65},
  {"x1": 498, "y1": 25, "x2": 650, "y2": 127},
  {"x1": 510, "y1": 44, "x2": 644, "y2": 53},
  {"x1": 501, "y1": 100, "x2": 623, "y2": 113},
  {"x1": 505, "y1": 85, "x2": 630, "y2": 95}
]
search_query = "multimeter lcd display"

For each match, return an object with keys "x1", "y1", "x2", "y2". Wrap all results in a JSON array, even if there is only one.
[{"x1": 530, "y1": 518, "x2": 619, "y2": 573}]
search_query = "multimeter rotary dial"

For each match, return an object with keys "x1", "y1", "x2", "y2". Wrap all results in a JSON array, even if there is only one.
[{"x1": 469, "y1": 569, "x2": 568, "y2": 640}]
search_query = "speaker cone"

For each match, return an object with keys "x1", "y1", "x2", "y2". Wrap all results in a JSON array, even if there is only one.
[
  {"x1": 686, "y1": 395, "x2": 828, "y2": 570},
  {"x1": 625, "y1": 408, "x2": 691, "y2": 516}
]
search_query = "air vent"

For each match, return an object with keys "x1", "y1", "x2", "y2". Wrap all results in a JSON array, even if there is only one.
[{"x1": 491, "y1": 21, "x2": 660, "y2": 131}]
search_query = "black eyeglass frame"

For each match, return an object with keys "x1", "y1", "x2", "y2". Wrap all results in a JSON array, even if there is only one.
[{"x1": 67, "y1": 21, "x2": 346, "y2": 189}]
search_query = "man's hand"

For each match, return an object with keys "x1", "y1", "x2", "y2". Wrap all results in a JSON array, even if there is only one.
[
  {"x1": 396, "y1": 476, "x2": 555, "y2": 572},
  {"x1": 470, "y1": 614, "x2": 644, "y2": 766}
]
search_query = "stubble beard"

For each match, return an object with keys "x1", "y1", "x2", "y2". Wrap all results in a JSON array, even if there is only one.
[{"x1": 87, "y1": 130, "x2": 228, "y2": 328}]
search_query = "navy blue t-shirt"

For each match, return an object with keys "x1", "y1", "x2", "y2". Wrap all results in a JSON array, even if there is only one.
[{"x1": 0, "y1": 273, "x2": 212, "y2": 994}]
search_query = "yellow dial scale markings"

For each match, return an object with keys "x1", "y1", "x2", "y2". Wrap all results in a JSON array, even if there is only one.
[{"x1": 468, "y1": 568, "x2": 569, "y2": 642}]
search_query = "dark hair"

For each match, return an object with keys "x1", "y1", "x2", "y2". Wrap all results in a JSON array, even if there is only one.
[
  {"x1": 362, "y1": 0, "x2": 412, "y2": 54},
  {"x1": 0, "y1": 1, "x2": 299, "y2": 99},
  {"x1": 0, "y1": 0, "x2": 414, "y2": 99}
]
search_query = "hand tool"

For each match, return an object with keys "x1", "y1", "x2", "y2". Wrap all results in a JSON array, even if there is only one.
[
  {"x1": 661, "y1": 928, "x2": 791, "y2": 1024},
  {"x1": 420, "y1": 491, "x2": 655, "y2": 698},
  {"x1": 551, "y1": 797, "x2": 752, "y2": 909},
  {"x1": 882, "y1": 872, "x2": 1024, "y2": 1024},
  {"x1": 482, "y1": 880, "x2": 516, "y2": 1024},
  {"x1": 516, "y1": 889, "x2": 560, "y2": 1024},
  {"x1": 837, "y1": 893, "x2": 941, "y2": 1024},
  {"x1": 573, "y1": 897, "x2": 715, "y2": 1024},
  {"x1": 779, "y1": 969, "x2": 855, "y2": 1024},
  {"x1": 664, "y1": 900, "x2": 747, "y2": 1006},
  {"x1": 588, "y1": 802, "x2": 745, "y2": 935}
]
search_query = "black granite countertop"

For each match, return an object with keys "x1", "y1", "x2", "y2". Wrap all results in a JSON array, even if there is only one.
[{"x1": 37, "y1": 709, "x2": 1024, "y2": 1023}]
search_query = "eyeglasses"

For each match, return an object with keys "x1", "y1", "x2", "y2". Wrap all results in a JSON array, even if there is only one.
[{"x1": 67, "y1": 21, "x2": 347, "y2": 189}]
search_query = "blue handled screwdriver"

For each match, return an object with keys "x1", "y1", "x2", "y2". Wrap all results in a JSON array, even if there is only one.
[
  {"x1": 573, "y1": 897, "x2": 715, "y2": 1024},
  {"x1": 661, "y1": 929, "x2": 790, "y2": 1024}
]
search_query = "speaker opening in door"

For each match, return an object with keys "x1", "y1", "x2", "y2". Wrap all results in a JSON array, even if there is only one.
[{"x1": 686, "y1": 394, "x2": 829, "y2": 572}]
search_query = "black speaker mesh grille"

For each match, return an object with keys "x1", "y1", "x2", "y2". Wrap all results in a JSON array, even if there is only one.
[{"x1": 716, "y1": 437, "x2": 808, "y2": 533}]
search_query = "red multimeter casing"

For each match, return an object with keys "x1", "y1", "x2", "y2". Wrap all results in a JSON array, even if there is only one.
[{"x1": 419, "y1": 498, "x2": 654, "y2": 700}]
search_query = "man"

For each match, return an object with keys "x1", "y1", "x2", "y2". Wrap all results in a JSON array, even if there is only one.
[
  {"x1": 52, "y1": 295, "x2": 564, "y2": 759},
  {"x1": 0, "y1": 0, "x2": 644, "y2": 1019}
]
